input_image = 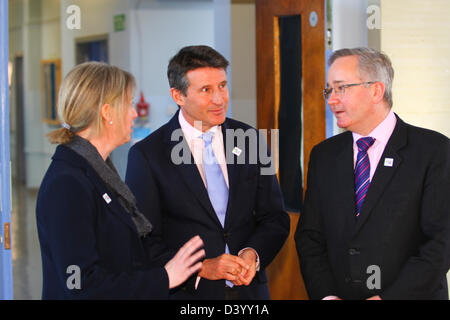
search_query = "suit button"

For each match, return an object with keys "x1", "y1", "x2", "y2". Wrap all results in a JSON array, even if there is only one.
[
  {"x1": 223, "y1": 232, "x2": 229, "y2": 239},
  {"x1": 348, "y1": 248, "x2": 360, "y2": 255}
]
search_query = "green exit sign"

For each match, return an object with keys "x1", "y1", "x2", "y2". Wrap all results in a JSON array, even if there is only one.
[{"x1": 114, "y1": 14, "x2": 126, "y2": 32}]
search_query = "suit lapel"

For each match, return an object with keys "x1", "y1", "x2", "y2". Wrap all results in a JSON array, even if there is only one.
[
  {"x1": 335, "y1": 133, "x2": 359, "y2": 236},
  {"x1": 54, "y1": 145, "x2": 139, "y2": 233},
  {"x1": 163, "y1": 112, "x2": 223, "y2": 228},
  {"x1": 89, "y1": 171, "x2": 140, "y2": 233},
  {"x1": 221, "y1": 121, "x2": 240, "y2": 229},
  {"x1": 352, "y1": 115, "x2": 407, "y2": 237}
]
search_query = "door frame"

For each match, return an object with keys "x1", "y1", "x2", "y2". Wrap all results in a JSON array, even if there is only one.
[
  {"x1": 255, "y1": 0, "x2": 326, "y2": 299},
  {"x1": 256, "y1": 0, "x2": 326, "y2": 188}
]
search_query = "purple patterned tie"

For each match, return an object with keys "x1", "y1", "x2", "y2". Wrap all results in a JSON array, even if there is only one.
[{"x1": 355, "y1": 137, "x2": 375, "y2": 217}]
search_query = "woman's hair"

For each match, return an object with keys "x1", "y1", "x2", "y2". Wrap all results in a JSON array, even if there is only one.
[{"x1": 47, "y1": 61, "x2": 136, "y2": 144}]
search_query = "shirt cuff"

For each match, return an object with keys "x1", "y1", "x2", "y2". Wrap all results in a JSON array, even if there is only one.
[
  {"x1": 195, "y1": 276, "x2": 201, "y2": 290},
  {"x1": 238, "y1": 247, "x2": 260, "y2": 271},
  {"x1": 322, "y1": 295, "x2": 340, "y2": 300}
]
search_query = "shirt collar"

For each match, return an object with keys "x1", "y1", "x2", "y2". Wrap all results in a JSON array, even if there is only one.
[
  {"x1": 178, "y1": 110, "x2": 221, "y2": 141},
  {"x1": 352, "y1": 109, "x2": 397, "y2": 145}
]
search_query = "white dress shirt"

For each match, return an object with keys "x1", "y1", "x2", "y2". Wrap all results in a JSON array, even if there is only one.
[
  {"x1": 178, "y1": 111, "x2": 229, "y2": 188},
  {"x1": 178, "y1": 111, "x2": 260, "y2": 288}
]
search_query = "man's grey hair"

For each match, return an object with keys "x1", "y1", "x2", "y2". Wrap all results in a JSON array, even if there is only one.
[{"x1": 328, "y1": 47, "x2": 394, "y2": 108}]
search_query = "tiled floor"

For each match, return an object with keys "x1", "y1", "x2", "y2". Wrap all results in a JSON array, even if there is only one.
[{"x1": 11, "y1": 181, "x2": 42, "y2": 300}]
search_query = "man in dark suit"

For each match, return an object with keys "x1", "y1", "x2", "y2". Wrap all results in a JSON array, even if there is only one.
[
  {"x1": 126, "y1": 45, "x2": 289, "y2": 299},
  {"x1": 295, "y1": 47, "x2": 450, "y2": 300}
]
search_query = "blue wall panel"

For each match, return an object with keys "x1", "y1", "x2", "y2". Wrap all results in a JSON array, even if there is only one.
[{"x1": 0, "y1": 0, "x2": 13, "y2": 300}]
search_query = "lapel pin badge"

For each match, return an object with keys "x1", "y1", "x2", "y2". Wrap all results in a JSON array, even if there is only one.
[
  {"x1": 102, "y1": 193, "x2": 112, "y2": 204},
  {"x1": 232, "y1": 147, "x2": 242, "y2": 156},
  {"x1": 384, "y1": 158, "x2": 394, "y2": 167}
]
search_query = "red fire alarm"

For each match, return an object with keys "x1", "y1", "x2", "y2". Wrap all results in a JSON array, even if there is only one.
[{"x1": 136, "y1": 91, "x2": 150, "y2": 119}]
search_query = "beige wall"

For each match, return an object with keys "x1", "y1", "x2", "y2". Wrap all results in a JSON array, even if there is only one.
[
  {"x1": 231, "y1": 2, "x2": 256, "y2": 127},
  {"x1": 381, "y1": 0, "x2": 450, "y2": 138},
  {"x1": 381, "y1": 0, "x2": 450, "y2": 296}
]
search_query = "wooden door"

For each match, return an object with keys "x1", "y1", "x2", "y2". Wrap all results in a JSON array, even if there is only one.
[{"x1": 256, "y1": 0, "x2": 326, "y2": 299}]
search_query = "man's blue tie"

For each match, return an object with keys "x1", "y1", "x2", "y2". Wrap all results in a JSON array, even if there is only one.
[
  {"x1": 201, "y1": 131, "x2": 229, "y2": 226},
  {"x1": 354, "y1": 137, "x2": 375, "y2": 217},
  {"x1": 201, "y1": 132, "x2": 233, "y2": 287}
]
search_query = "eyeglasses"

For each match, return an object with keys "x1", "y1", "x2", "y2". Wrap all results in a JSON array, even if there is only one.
[{"x1": 323, "y1": 82, "x2": 376, "y2": 100}]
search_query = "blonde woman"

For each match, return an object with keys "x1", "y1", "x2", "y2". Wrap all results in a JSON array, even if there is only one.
[{"x1": 36, "y1": 62, "x2": 204, "y2": 299}]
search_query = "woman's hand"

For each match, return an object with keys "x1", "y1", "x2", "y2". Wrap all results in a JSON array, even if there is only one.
[{"x1": 164, "y1": 235, "x2": 205, "y2": 289}]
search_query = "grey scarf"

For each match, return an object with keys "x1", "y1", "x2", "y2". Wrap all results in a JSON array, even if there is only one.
[{"x1": 66, "y1": 135, "x2": 153, "y2": 237}]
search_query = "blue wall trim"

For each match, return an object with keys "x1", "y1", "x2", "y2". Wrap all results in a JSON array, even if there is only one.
[{"x1": 0, "y1": 0, "x2": 14, "y2": 300}]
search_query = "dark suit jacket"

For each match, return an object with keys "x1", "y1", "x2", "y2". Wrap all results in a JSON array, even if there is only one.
[
  {"x1": 295, "y1": 115, "x2": 450, "y2": 300},
  {"x1": 125, "y1": 111, "x2": 290, "y2": 299},
  {"x1": 36, "y1": 145, "x2": 169, "y2": 299}
]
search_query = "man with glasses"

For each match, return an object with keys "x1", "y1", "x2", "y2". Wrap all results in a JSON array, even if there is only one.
[{"x1": 295, "y1": 47, "x2": 450, "y2": 299}]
